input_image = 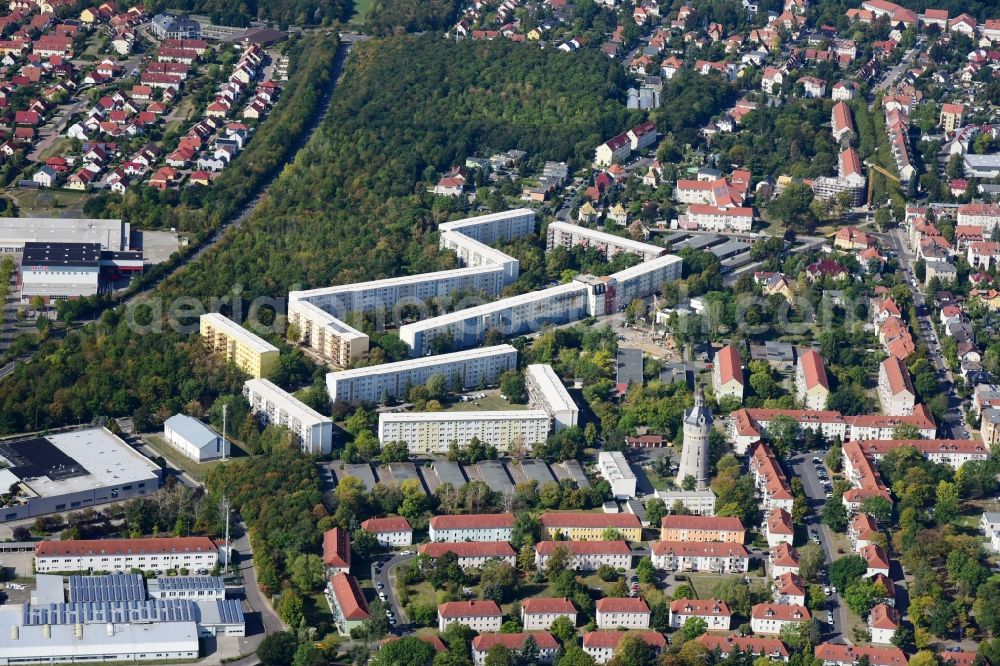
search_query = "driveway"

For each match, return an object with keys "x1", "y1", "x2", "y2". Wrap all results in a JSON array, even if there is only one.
[{"x1": 788, "y1": 451, "x2": 849, "y2": 643}]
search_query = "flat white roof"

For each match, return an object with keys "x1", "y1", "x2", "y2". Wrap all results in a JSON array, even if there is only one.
[
  {"x1": 608, "y1": 253, "x2": 683, "y2": 281},
  {"x1": 2, "y1": 428, "x2": 161, "y2": 498},
  {"x1": 0, "y1": 606, "x2": 199, "y2": 658},
  {"x1": 0, "y1": 217, "x2": 128, "y2": 251},
  {"x1": 201, "y1": 312, "x2": 279, "y2": 354},
  {"x1": 380, "y1": 410, "x2": 550, "y2": 423},
  {"x1": 438, "y1": 208, "x2": 535, "y2": 233},
  {"x1": 288, "y1": 299, "x2": 368, "y2": 340},
  {"x1": 548, "y1": 221, "x2": 664, "y2": 255},
  {"x1": 289, "y1": 265, "x2": 504, "y2": 301},
  {"x1": 327, "y1": 344, "x2": 517, "y2": 381},
  {"x1": 598, "y1": 451, "x2": 635, "y2": 481},
  {"x1": 244, "y1": 378, "x2": 332, "y2": 426},
  {"x1": 526, "y1": 364, "x2": 577, "y2": 414},
  {"x1": 399, "y1": 282, "x2": 586, "y2": 333}
]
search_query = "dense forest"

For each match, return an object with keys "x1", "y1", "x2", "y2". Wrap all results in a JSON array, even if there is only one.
[
  {"x1": 0, "y1": 36, "x2": 637, "y2": 434},
  {"x1": 365, "y1": 0, "x2": 462, "y2": 33}
]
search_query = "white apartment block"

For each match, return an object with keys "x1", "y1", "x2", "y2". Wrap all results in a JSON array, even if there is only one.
[
  {"x1": 35, "y1": 537, "x2": 219, "y2": 574},
  {"x1": 595, "y1": 598, "x2": 651, "y2": 629},
  {"x1": 439, "y1": 230, "x2": 520, "y2": 284},
  {"x1": 546, "y1": 221, "x2": 665, "y2": 262},
  {"x1": 592, "y1": 254, "x2": 683, "y2": 313},
  {"x1": 525, "y1": 363, "x2": 579, "y2": 431},
  {"x1": 669, "y1": 599, "x2": 732, "y2": 631},
  {"x1": 683, "y1": 205, "x2": 753, "y2": 232},
  {"x1": 654, "y1": 488, "x2": 717, "y2": 515},
  {"x1": 877, "y1": 356, "x2": 915, "y2": 416},
  {"x1": 418, "y1": 541, "x2": 516, "y2": 569},
  {"x1": 598, "y1": 451, "x2": 637, "y2": 499},
  {"x1": 982, "y1": 512, "x2": 1000, "y2": 552},
  {"x1": 750, "y1": 604, "x2": 811, "y2": 635},
  {"x1": 243, "y1": 378, "x2": 333, "y2": 455},
  {"x1": 521, "y1": 598, "x2": 577, "y2": 631},
  {"x1": 378, "y1": 410, "x2": 551, "y2": 454},
  {"x1": 651, "y1": 541, "x2": 750, "y2": 573},
  {"x1": 534, "y1": 540, "x2": 633, "y2": 571},
  {"x1": 438, "y1": 208, "x2": 537, "y2": 245},
  {"x1": 583, "y1": 632, "x2": 664, "y2": 665},
  {"x1": 326, "y1": 345, "x2": 518, "y2": 404},
  {"x1": 360, "y1": 517, "x2": 413, "y2": 547},
  {"x1": 438, "y1": 601, "x2": 503, "y2": 633},
  {"x1": 428, "y1": 513, "x2": 515, "y2": 542},
  {"x1": 286, "y1": 298, "x2": 370, "y2": 368},
  {"x1": 399, "y1": 282, "x2": 589, "y2": 357}
]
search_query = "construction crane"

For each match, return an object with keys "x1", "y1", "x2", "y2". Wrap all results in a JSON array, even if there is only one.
[{"x1": 865, "y1": 160, "x2": 900, "y2": 208}]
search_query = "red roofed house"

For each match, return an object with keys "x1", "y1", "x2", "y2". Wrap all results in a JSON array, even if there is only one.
[
  {"x1": 472, "y1": 632, "x2": 558, "y2": 665},
  {"x1": 360, "y1": 516, "x2": 413, "y2": 547},
  {"x1": 438, "y1": 600, "x2": 502, "y2": 632},
  {"x1": 429, "y1": 513, "x2": 514, "y2": 542},
  {"x1": 584, "y1": 631, "x2": 665, "y2": 664},
  {"x1": 669, "y1": 598, "x2": 732, "y2": 631},
  {"x1": 751, "y1": 603, "x2": 811, "y2": 634},
  {"x1": 831, "y1": 101, "x2": 855, "y2": 143},
  {"x1": 869, "y1": 603, "x2": 900, "y2": 644},
  {"x1": 770, "y1": 542, "x2": 800, "y2": 578},
  {"x1": 796, "y1": 349, "x2": 830, "y2": 410},
  {"x1": 322, "y1": 527, "x2": 350, "y2": 574},
  {"x1": 765, "y1": 508, "x2": 795, "y2": 548},
  {"x1": 326, "y1": 572, "x2": 369, "y2": 635},
  {"x1": 834, "y1": 226, "x2": 873, "y2": 250},
  {"x1": 35, "y1": 536, "x2": 218, "y2": 574},
  {"x1": 661, "y1": 515, "x2": 745, "y2": 543},
  {"x1": 713, "y1": 344, "x2": 744, "y2": 402},
  {"x1": 877, "y1": 356, "x2": 915, "y2": 416},
  {"x1": 148, "y1": 166, "x2": 179, "y2": 190},
  {"x1": 596, "y1": 597, "x2": 651, "y2": 629},
  {"x1": 698, "y1": 634, "x2": 789, "y2": 661},
  {"x1": 861, "y1": 543, "x2": 891, "y2": 577},
  {"x1": 540, "y1": 512, "x2": 641, "y2": 541},
  {"x1": 521, "y1": 598, "x2": 577, "y2": 630},
  {"x1": 849, "y1": 513, "x2": 880, "y2": 552},
  {"x1": 814, "y1": 643, "x2": 908, "y2": 666},
  {"x1": 594, "y1": 132, "x2": 631, "y2": 167},
  {"x1": 418, "y1": 541, "x2": 516, "y2": 569},
  {"x1": 651, "y1": 541, "x2": 750, "y2": 572},
  {"x1": 806, "y1": 259, "x2": 847, "y2": 282},
  {"x1": 774, "y1": 572, "x2": 807, "y2": 606}
]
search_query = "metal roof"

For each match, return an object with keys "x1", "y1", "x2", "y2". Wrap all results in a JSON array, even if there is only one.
[{"x1": 150, "y1": 576, "x2": 224, "y2": 592}]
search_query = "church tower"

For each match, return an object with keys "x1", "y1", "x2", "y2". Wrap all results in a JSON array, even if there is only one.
[{"x1": 677, "y1": 389, "x2": 711, "y2": 490}]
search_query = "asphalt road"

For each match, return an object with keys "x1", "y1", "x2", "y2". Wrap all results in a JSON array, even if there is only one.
[
  {"x1": 880, "y1": 228, "x2": 970, "y2": 439},
  {"x1": 373, "y1": 551, "x2": 416, "y2": 633},
  {"x1": 788, "y1": 451, "x2": 848, "y2": 644}
]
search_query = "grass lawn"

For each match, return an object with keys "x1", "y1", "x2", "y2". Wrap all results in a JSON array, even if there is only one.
[
  {"x1": 444, "y1": 394, "x2": 528, "y2": 412},
  {"x1": 349, "y1": 0, "x2": 376, "y2": 25},
  {"x1": 37, "y1": 136, "x2": 74, "y2": 161},
  {"x1": 641, "y1": 465, "x2": 672, "y2": 491},
  {"x1": 9, "y1": 188, "x2": 91, "y2": 216},
  {"x1": 143, "y1": 434, "x2": 248, "y2": 482},
  {"x1": 687, "y1": 573, "x2": 742, "y2": 599}
]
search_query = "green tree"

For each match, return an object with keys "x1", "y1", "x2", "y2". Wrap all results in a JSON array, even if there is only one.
[
  {"x1": 682, "y1": 616, "x2": 708, "y2": 640},
  {"x1": 822, "y1": 499, "x2": 848, "y2": 532},
  {"x1": 934, "y1": 480, "x2": 959, "y2": 524},
  {"x1": 843, "y1": 580, "x2": 882, "y2": 615},
  {"x1": 767, "y1": 183, "x2": 818, "y2": 233},
  {"x1": 551, "y1": 615, "x2": 576, "y2": 645},
  {"x1": 558, "y1": 646, "x2": 597, "y2": 666},
  {"x1": 830, "y1": 555, "x2": 867, "y2": 592},
  {"x1": 374, "y1": 636, "x2": 436, "y2": 666},
  {"x1": 860, "y1": 497, "x2": 893, "y2": 526},
  {"x1": 481, "y1": 561, "x2": 519, "y2": 603},
  {"x1": 257, "y1": 632, "x2": 298, "y2": 666},
  {"x1": 636, "y1": 556, "x2": 656, "y2": 584},
  {"x1": 608, "y1": 633, "x2": 656, "y2": 666},
  {"x1": 288, "y1": 553, "x2": 325, "y2": 593},
  {"x1": 484, "y1": 645, "x2": 513, "y2": 666},
  {"x1": 644, "y1": 498, "x2": 666, "y2": 529}
]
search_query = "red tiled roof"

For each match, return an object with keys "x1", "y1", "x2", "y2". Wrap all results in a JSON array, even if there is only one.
[
  {"x1": 880, "y1": 357, "x2": 913, "y2": 397},
  {"x1": 438, "y1": 600, "x2": 502, "y2": 618},
  {"x1": 430, "y1": 513, "x2": 515, "y2": 530},
  {"x1": 329, "y1": 573, "x2": 369, "y2": 621},
  {"x1": 661, "y1": 515, "x2": 744, "y2": 532},
  {"x1": 861, "y1": 543, "x2": 891, "y2": 569},
  {"x1": 771, "y1": 542, "x2": 799, "y2": 567},
  {"x1": 751, "y1": 603, "x2": 810, "y2": 621},
  {"x1": 472, "y1": 632, "x2": 559, "y2": 653},
  {"x1": 799, "y1": 350, "x2": 829, "y2": 390},
  {"x1": 776, "y1": 572, "x2": 806, "y2": 596},
  {"x1": 541, "y1": 512, "x2": 640, "y2": 529},
  {"x1": 361, "y1": 517, "x2": 412, "y2": 533},
  {"x1": 597, "y1": 597, "x2": 650, "y2": 614},
  {"x1": 814, "y1": 643, "x2": 907, "y2": 666},
  {"x1": 322, "y1": 527, "x2": 350, "y2": 569},
  {"x1": 869, "y1": 603, "x2": 899, "y2": 630},
  {"x1": 716, "y1": 345, "x2": 743, "y2": 386},
  {"x1": 583, "y1": 630, "x2": 665, "y2": 649},
  {"x1": 766, "y1": 508, "x2": 794, "y2": 535},
  {"x1": 36, "y1": 536, "x2": 215, "y2": 558},
  {"x1": 669, "y1": 598, "x2": 732, "y2": 617},
  {"x1": 698, "y1": 634, "x2": 789, "y2": 658}
]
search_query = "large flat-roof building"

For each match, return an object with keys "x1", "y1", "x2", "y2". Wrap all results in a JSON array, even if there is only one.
[
  {"x1": 546, "y1": 221, "x2": 665, "y2": 262},
  {"x1": 35, "y1": 536, "x2": 219, "y2": 574},
  {"x1": 0, "y1": 428, "x2": 161, "y2": 523},
  {"x1": 399, "y1": 282, "x2": 589, "y2": 357},
  {"x1": 0, "y1": 217, "x2": 130, "y2": 253},
  {"x1": 524, "y1": 364, "x2": 578, "y2": 431},
  {"x1": 163, "y1": 414, "x2": 228, "y2": 462},
  {"x1": 199, "y1": 313, "x2": 279, "y2": 379},
  {"x1": 20, "y1": 242, "x2": 101, "y2": 302},
  {"x1": 243, "y1": 378, "x2": 333, "y2": 455},
  {"x1": 598, "y1": 451, "x2": 637, "y2": 499},
  {"x1": 379, "y1": 410, "x2": 551, "y2": 454},
  {"x1": 286, "y1": 298, "x2": 370, "y2": 368},
  {"x1": 326, "y1": 345, "x2": 518, "y2": 404}
]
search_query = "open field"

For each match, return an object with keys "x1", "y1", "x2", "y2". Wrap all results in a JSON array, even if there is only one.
[{"x1": 143, "y1": 434, "x2": 247, "y2": 482}]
